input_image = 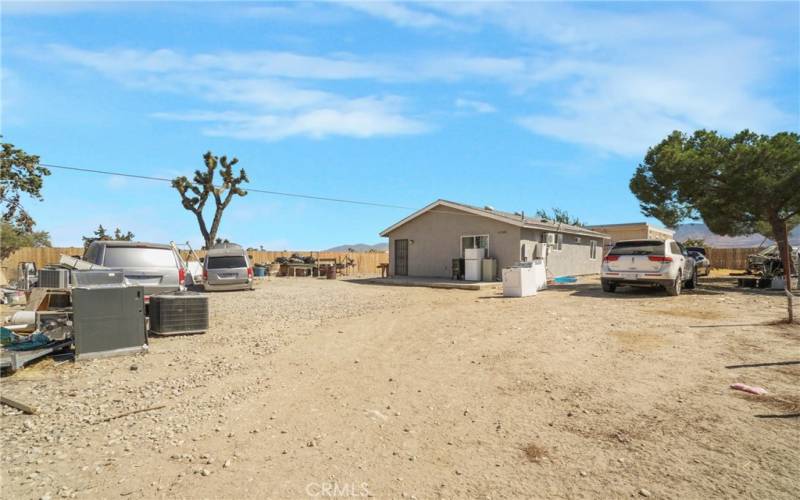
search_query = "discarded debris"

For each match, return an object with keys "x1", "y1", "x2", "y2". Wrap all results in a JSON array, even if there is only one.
[
  {"x1": 0, "y1": 396, "x2": 38, "y2": 415},
  {"x1": 95, "y1": 404, "x2": 166, "y2": 424},
  {"x1": 730, "y1": 383, "x2": 767, "y2": 395}
]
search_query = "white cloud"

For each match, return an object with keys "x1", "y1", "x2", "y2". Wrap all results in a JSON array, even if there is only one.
[
  {"x1": 45, "y1": 44, "x2": 428, "y2": 140},
  {"x1": 423, "y1": 2, "x2": 795, "y2": 155},
  {"x1": 34, "y1": 1, "x2": 798, "y2": 153},
  {"x1": 455, "y1": 98, "x2": 496, "y2": 114},
  {"x1": 156, "y1": 97, "x2": 428, "y2": 141},
  {"x1": 342, "y1": 1, "x2": 457, "y2": 29}
]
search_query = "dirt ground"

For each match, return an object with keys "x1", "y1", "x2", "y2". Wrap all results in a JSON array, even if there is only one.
[{"x1": 1, "y1": 276, "x2": 798, "y2": 499}]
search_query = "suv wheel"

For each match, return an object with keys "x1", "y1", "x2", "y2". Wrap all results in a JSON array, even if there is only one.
[
  {"x1": 685, "y1": 266, "x2": 697, "y2": 289},
  {"x1": 666, "y1": 272, "x2": 682, "y2": 296},
  {"x1": 601, "y1": 280, "x2": 616, "y2": 293}
]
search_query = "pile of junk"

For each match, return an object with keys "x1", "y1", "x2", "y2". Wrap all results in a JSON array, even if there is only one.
[
  {"x1": 740, "y1": 244, "x2": 800, "y2": 289},
  {"x1": 1, "y1": 255, "x2": 208, "y2": 374}
]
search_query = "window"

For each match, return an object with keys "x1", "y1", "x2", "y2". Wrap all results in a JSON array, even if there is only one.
[
  {"x1": 461, "y1": 235, "x2": 488, "y2": 257},
  {"x1": 590, "y1": 240, "x2": 598, "y2": 260},
  {"x1": 609, "y1": 240, "x2": 665, "y2": 256},
  {"x1": 102, "y1": 247, "x2": 178, "y2": 268},
  {"x1": 555, "y1": 234, "x2": 563, "y2": 251},
  {"x1": 206, "y1": 256, "x2": 247, "y2": 269},
  {"x1": 670, "y1": 241, "x2": 681, "y2": 254}
]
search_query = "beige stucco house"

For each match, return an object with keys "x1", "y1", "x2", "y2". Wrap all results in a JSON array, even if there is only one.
[
  {"x1": 586, "y1": 222, "x2": 674, "y2": 254},
  {"x1": 380, "y1": 200, "x2": 609, "y2": 279}
]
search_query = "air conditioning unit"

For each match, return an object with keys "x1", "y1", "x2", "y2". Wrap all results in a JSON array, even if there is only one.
[
  {"x1": 534, "y1": 243, "x2": 548, "y2": 259},
  {"x1": 149, "y1": 292, "x2": 209, "y2": 336},
  {"x1": 72, "y1": 269, "x2": 125, "y2": 287},
  {"x1": 37, "y1": 268, "x2": 71, "y2": 289},
  {"x1": 545, "y1": 233, "x2": 556, "y2": 246}
]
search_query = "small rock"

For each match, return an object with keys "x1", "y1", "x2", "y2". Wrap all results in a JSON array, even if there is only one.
[
  {"x1": 223, "y1": 459, "x2": 232, "y2": 469},
  {"x1": 201, "y1": 469, "x2": 211, "y2": 477},
  {"x1": 579, "y1": 471, "x2": 587, "y2": 477},
  {"x1": 639, "y1": 489, "x2": 651, "y2": 497},
  {"x1": 129, "y1": 365, "x2": 138, "y2": 371}
]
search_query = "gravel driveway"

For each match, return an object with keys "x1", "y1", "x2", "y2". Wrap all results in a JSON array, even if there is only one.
[{"x1": 2, "y1": 276, "x2": 798, "y2": 499}]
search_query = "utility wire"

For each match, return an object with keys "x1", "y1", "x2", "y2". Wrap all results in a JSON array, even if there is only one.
[{"x1": 41, "y1": 162, "x2": 415, "y2": 210}]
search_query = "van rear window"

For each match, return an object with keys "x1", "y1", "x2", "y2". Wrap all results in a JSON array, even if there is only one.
[
  {"x1": 103, "y1": 247, "x2": 178, "y2": 267},
  {"x1": 609, "y1": 241, "x2": 664, "y2": 256},
  {"x1": 207, "y1": 256, "x2": 247, "y2": 269}
]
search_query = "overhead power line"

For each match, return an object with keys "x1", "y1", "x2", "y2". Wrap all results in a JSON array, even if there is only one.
[{"x1": 41, "y1": 162, "x2": 415, "y2": 210}]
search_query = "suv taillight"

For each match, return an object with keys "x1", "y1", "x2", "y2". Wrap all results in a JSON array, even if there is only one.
[
  {"x1": 648, "y1": 256, "x2": 673, "y2": 262},
  {"x1": 247, "y1": 267, "x2": 253, "y2": 279},
  {"x1": 604, "y1": 255, "x2": 619, "y2": 262},
  {"x1": 202, "y1": 268, "x2": 208, "y2": 280},
  {"x1": 178, "y1": 267, "x2": 186, "y2": 283}
]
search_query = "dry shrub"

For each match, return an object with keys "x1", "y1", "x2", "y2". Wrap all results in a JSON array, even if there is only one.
[{"x1": 523, "y1": 443, "x2": 548, "y2": 462}]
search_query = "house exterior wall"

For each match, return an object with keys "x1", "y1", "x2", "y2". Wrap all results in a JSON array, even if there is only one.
[
  {"x1": 520, "y1": 228, "x2": 603, "y2": 276},
  {"x1": 589, "y1": 224, "x2": 674, "y2": 253},
  {"x1": 385, "y1": 206, "x2": 521, "y2": 279}
]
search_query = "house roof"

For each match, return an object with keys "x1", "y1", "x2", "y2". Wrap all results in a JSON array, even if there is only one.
[
  {"x1": 380, "y1": 199, "x2": 610, "y2": 239},
  {"x1": 586, "y1": 222, "x2": 675, "y2": 234}
]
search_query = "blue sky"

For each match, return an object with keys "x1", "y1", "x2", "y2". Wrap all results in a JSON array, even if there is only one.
[{"x1": 2, "y1": 1, "x2": 798, "y2": 249}]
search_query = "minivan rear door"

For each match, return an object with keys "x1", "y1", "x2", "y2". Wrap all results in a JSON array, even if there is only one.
[
  {"x1": 101, "y1": 246, "x2": 182, "y2": 295},
  {"x1": 606, "y1": 241, "x2": 667, "y2": 273},
  {"x1": 206, "y1": 255, "x2": 249, "y2": 285}
]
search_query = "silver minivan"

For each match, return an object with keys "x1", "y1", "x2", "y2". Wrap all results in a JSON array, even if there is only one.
[
  {"x1": 203, "y1": 243, "x2": 253, "y2": 292},
  {"x1": 83, "y1": 241, "x2": 186, "y2": 298}
]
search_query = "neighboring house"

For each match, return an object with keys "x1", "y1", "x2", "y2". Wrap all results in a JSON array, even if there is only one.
[
  {"x1": 587, "y1": 222, "x2": 675, "y2": 253},
  {"x1": 379, "y1": 199, "x2": 609, "y2": 279}
]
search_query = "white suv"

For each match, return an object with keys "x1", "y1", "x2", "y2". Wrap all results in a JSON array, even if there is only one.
[{"x1": 601, "y1": 239, "x2": 697, "y2": 296}]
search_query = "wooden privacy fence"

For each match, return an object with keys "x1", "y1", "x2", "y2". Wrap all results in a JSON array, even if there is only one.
[
  {"x1": 1, "y1": 247, "x2": 388, "y2": 280},
  {"x1": 704, "y1": 247, "x2": 760, "y2": 270}
]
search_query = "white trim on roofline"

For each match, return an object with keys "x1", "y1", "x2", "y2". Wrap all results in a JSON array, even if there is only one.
[{"x1": 380, "y1": 199, "x2": 610, "y2": 239}]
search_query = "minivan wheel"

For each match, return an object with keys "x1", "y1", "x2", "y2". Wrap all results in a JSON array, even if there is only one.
[
  {"x1": 666, "y1": 272, "x2": 682, "y2": 296},
  {"x1": 602, "y1": 280, "x2": 617, "y2": 293}
]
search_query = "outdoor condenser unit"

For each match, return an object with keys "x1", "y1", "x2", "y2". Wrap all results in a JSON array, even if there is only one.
[
  {"x1": 148, "y1": 292, "x2": 209, "y2": 336},
  {"x1": 37, "y1": 268, "x2": 71, "y2": 289},
  {"x1": 534, "y1": 243, "x2": 547, "y2": 259},
  {"x1": 72, "y1": 286, "x2": 147, "y2": 360},
  {"x1": 71, "y1": 269, "x2": 125, "y2": 287}
]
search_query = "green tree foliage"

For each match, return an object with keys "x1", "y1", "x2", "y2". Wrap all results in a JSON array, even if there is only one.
[
  {"x1": 1, "y1": 140, "x2": 52, "y2": 259},
  {"x1": 0, "y1": 222, "x2": 51, "y2": 260},
  {"x1": 630, "y1": 129, "x2": 800, "y2": 321},
  {"x1": 172, "y1": 152, "x2": 248, "y2": 250},
  {"x1": 82, "y1": 224, "x2": 136, "y2": 249},
  {"x1": 535, "y1": 208, "x2": 584, "y2": 227},
  {"x1": 682, "y1": 238, "x2": 706, "y2": 248},
  {"x1": 1, "y1": 139, "x2": 51, "y2": 231}
]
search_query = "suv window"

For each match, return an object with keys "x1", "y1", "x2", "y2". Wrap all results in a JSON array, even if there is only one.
[
  {"x1": 609, "y1": 240, "x2": 664, "y2": 256},
  {"x1": 670, "y1": 242, "x2": 681, "y2": 254},
  {"x1": 207, "y1": 256, "x2": 247, "y2": 269},
  {"x1": 103, "y1": 247, "x2": 178, "y2": 268}
]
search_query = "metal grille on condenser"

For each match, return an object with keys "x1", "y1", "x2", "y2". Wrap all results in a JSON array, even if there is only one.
[
  {"x1": 38, "y1": 268, "x2": 71, "y2": 288},
  {"x1": 149, "y1": 292, "x2": 209, "y2": 335}
]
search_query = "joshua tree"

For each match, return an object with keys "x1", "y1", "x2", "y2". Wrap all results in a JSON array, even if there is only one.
[{"x1": 172, "y1": 151, "x2": 248, "y2": 249}]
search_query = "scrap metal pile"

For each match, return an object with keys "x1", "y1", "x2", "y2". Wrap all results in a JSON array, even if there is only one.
[{"x1": 1, "y1": 255, "x2": 209, "y2": 374}]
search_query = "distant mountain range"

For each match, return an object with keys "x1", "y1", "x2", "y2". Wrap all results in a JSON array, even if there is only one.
[
  {"x1": 323, "y1": 225, "x2": 799, "y2": 252},
  {"x1": 674, "y1": 223, "x2": 800, "y2": 248},
  {"x1": 323, "y1": 243, "x2": 388, "y2": 252}
]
